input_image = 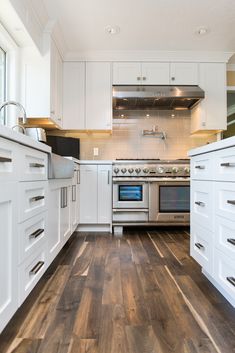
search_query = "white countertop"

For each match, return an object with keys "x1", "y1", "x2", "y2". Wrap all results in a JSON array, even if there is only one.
[
  {"x1": 188, "y1": 136, "x2": 235, "y2": 157},
  {"x1": 0, "y1": 125, "x2": 51, "y2": 153},
  {"x1": 79, "y1": 160, "x2": 113, "y2": 164}
]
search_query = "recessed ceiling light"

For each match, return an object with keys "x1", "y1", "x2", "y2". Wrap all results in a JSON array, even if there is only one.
[
  {"x1": 105, "y1": 25, "x2": 120, "y2": 35},
  {"x1": 196, "y1": 27, "x2": 209, "y2": 36}
]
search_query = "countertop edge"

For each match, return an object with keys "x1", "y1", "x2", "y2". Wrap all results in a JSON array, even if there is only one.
[{"x1": 188, "y1": 136, "x2": 235, "y2": 157}]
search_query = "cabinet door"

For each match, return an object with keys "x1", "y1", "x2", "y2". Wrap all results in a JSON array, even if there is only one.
[
  {"x1": 50, "y1": 40, "x2": 63, "y2": 126},
  {"x1": 60, "y1": 187, "x2": 71, "y2": 244},
  {"x1": 199, "y1": 63, "x2": 226, "y2": 131},
  {"x1": 79, "y1": 165, "x2": 98, "y2": 223},
  {"x1": 98, "y1": 165, "x2": 112, "y2": 224},
  {"x1": 170, "y1": 63, "x2": 198, "y2": 85},
  {"x1": 48, "y1": 182, "x2": 61, "y2": 263},
  {"x1": 86, "y1": 62, "x2": 112, "y2": 130},
  {"x1": 0, "y1": 183, "x2": 18, "y2": 333},
  {"x1": 141, "y1": 63, "x2": 170, "y2": 84},
  {"x1": 113, "y1": 62, "x2": 142, "y2": 84},
  {"x1": 63, "y1": 62, "x2": 85, "y2": 129},
  {"x1": 70, "y1": 183, "x2": 79, "y2": 232}
]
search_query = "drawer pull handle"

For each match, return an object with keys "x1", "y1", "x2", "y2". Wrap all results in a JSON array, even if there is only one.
[
  {"x1": 195, "y1": 165, "x2": 205, "y2": 169},
  {"x1": 30, "y1": 261, "x2": 44, "y2": 275},
  {"x1": 220, "y1": 162, "x2": 235, "y2": 167},
  {"x1": 30, "y1": 228, "x2": 44, "y2": 239},
  {"x1": 226, "y1": 277, "x2": 235, "y2": 287},
  {"x1": 0, "y1": 156, "x2": 12, "y2": 163},
  {"x1": 227, "y1": 238, "x2": 235, "y2": 246},
  {"x1": 72, "y1": 185, "x2": 76, "y2": 202},
  {"x1": 29, "y1": 163, "x2": 45, "y2": 168},
  {"x1": 195, "y1": 201, "x2": 205, "y2": 207},
  {"x1": 195, "y1": 243, "x2": 204, "y2": 250},
  {"x1": 227, "y1": 200, "x2": 235, "y2": 206},
  {"x1": 30, "y1": 196, "x2": 45, "y2": 202}
]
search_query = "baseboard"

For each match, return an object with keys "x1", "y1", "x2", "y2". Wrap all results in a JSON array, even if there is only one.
[{"x1": 77, "y1": 224, "x2": 112, "y2": 232}]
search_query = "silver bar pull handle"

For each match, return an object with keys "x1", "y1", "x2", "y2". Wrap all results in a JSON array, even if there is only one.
[
  {"x1": 61, "y1": 187, "x2": 64, "y2": 208},
  {"x1": 29, "y1": 163, "x2": 45, "y2": 168},
  {"x1": 30, "y1": 228, "x2": 44, "y2": 239},
  {"x1": 227, "y1": 238, "x2": 235, "y2": 246},
  {"x1": 30, "y1": 196, "x2": 45, "y2": 202},
  {"x1": 195, "y1": 165, "x2": 205, "y2": 170},
  {"x1": 220, "y1": 162, "x2": 235, "y2": 167},
  {"x1": 0, "y1": 156, "x2": 12, "y2": 163},
  {"x1": 195, "y1": 201, "x2": 205, "y2": 207},
  {"x1": 107, "y1": 170, "x2": 110, "y2": 184},
  {"x1": 195, "y1": 243, "x2": 204, "y2": 250},
  {"x1": 226, "y1": 277, "x2": 235, "y2": 287},
  {"x1": 30, "y1": 261, "x2": 44, "y2": 275},
  {"x1": 72, "y1": 185, "x2": 76, "y2": 202},
  {"x1": 77, "y1": 170, "x2": 80, "y2": 184},
  {"x1": 227, "y1": 200, "x2": 235, "y2": 206}
]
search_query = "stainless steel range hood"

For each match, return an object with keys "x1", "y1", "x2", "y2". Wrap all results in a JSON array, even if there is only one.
[{"x1": 113, "y1": 85, "x2": 205, "y2": 112}]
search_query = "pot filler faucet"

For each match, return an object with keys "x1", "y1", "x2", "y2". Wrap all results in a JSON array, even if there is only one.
[{"x1": 0, "y1": 100, "x2": 27, "y2": 134}]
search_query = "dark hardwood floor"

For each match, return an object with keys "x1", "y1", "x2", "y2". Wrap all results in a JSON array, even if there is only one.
[{"x1": 0, "y1": 228, "x2": 235, "y2": 353}]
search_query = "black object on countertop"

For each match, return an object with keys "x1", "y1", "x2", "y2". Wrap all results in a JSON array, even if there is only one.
[{"x1": 47, "y1": 136, "x2": 80, "y2": 159}]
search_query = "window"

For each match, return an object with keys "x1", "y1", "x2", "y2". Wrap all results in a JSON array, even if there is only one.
[{"x1": 0, "y1": 46, "x2": 6, "y2": 124}]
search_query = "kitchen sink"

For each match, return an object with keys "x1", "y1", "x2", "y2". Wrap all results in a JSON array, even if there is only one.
[{"x1": 48, "y1": 153, "x2": 74, "y2": 179}]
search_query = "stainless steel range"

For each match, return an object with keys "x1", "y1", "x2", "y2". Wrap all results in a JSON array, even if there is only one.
[{"x1": 112, "y1": 159, "x2": 190, "y2": 229}]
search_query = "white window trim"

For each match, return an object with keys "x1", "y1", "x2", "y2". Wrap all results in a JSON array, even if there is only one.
[{"x1": 0, "y1": 22, "x2": 20, "y2": 126}]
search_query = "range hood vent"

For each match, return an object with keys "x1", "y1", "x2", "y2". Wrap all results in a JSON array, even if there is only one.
[{"x1": 113, "y1": 85, "x2": 204, "y2": 112}]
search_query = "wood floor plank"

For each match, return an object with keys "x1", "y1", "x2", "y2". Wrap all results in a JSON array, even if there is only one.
[{"x1": 68, "y1": 338, "x2": 98, "y2": 353}]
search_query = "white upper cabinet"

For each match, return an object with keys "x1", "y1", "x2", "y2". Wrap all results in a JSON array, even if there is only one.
[
  {"x1": 141, "y1": 63, "x2": 170, "y2": 84},
  {"x1": 113, "y1": 62, "x2": 142, "y2": 84},
  {"x1": 113, "y1": 61, "x2": 198, "y2": 85},
  {"x1": 170, "y1": 63, "x2": 198, "y2": 85},
  {"x1": 21, "y1": 36, "x2": 63, "y2": 127},
  {"x1": 191, "y1": 63, "x2": 227, "y2": 134},
  {"x1": 63, "y1": 62, "x2": 85, "y2": 130},
  {"x1": 86, "y1": 62, "x2": 112, "y2": 130}
]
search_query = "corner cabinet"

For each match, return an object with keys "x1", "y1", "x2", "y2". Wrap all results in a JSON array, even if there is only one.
[
  {"x1": 21, "y1": 36, "x2": 63, "y2": 127},
  {"x1": 191, "y1": 63, "x2": 227, "y2": 134},
  {"x1": 79, "y1": 164, "x2": 112, "y2": 225},
  {"x1": 113, "y1": 62, "x2": 198, "y2": 85},
  {"x1": 62, "y1": 62, "x2": 112, "y2": 130}
]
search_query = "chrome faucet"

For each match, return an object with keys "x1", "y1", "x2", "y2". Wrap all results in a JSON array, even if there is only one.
[{"x1": 0, "y1": 101, "x2": 27, "y2": 133}]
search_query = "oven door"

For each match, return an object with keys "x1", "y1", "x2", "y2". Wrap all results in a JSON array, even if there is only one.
[
  {"x1": 113, "y1": 181, "x2": 149, "y2": 209},
  {"x1": 149, "y1": 180, "x2": 190, "y2": 223}
]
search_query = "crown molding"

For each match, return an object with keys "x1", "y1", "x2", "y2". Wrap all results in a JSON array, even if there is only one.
[{"x1": 64, "y1": 50, "x2": 234, "y2": 63}]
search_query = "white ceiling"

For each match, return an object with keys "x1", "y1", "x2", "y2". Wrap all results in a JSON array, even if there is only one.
[{"x1": 42, "y1": 0, "x2": 235, "y2": 54}]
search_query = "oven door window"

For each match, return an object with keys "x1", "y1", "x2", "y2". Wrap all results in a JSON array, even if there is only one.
[
  {"x1": 159, "y1": 185, "x2": 190, "y2": 212},
  {"x1": 119, "y1": 185, "x2": 143, "y2": 202}
]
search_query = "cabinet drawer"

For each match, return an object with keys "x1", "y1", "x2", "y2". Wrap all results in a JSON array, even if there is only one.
[
  {"x1": 18, "y1": 182, "x2": 48, "y2": 222},
  {"x1": 18, "y1": 212, "x2": 47, "y2": 264},
  {"x1": 191, "y1": 181, "x2": 213, "y2": 230},
  {"x1": 214, "y1": 248, "x2": 235, "y2": 303},
  {"x1": 190, "y1": 223, "x2": 213, "y2": 274},
  {"x1": 19, "y1": 145, "x2": 48, "y2": 181},
  {"x1": 18, "y1": 246, "x2": 47, "y2": 305},
  {"x1": 214, "y1": 148, "x2": 235, "y2": 182},
  {"x1": 214, "y1": 216, "x2": 235, "y2": 261},
  {"x1": 0, "y1": 137, "x2": 18, "y2": 181},
  {"x1": 214, "y1": 182, "x2": 235, "y2": 221},
  {"x1": 191, "y1": 154, "x2": 214, "y2": 180}
]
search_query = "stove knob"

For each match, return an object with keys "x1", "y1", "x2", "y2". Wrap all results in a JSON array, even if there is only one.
[
  {"x1": 121, "y1": 168, "x2": 127, "y2": 174},
  {"x1": 157, "y1": 166, "x2": 164, "y2": 174},
  {"x1": 143, "y1": 168, "x2": 149, "y2": 174},
  {"x1": 184, "y1": 167, "x2": 190, "y2": 174},
  {"x1": 128, "y1": 168, "x2": 134, "y2": 173},
  {"x1": 113, "y1": 167, "x2": 119, "y2": 174},
  {"x1": 135, "y1": 168, "x2": 141, "y2": 174},
  {"x1": 172, "y1": 167, "x2": 179, "y2": 173}
]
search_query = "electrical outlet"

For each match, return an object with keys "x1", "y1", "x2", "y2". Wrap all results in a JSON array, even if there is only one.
[{"x1": 93, "y1": 147, "x2": 99, "y2": 156}]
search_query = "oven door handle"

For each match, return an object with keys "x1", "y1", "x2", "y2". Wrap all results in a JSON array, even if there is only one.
[{"x1": 113, "y1": 208, "x2": 149, "y2": 212}]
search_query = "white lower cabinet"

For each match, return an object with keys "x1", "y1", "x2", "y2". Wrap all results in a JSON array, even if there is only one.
[
  {"x1": 70, "y1": 168, "x2": 80, "y2": 232},
  {"x1": 0, "y1": 183, "x2": 18, "y2": 333},
  {"x1": 79, "y1": 164, "x2": 112, "y2": 225},
  {"x1": 190, "y1": 146, "x2": 235, "y2": 307},
  {"x1": 48, "y1": 179, "x2": 73, "y2": 265}
]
